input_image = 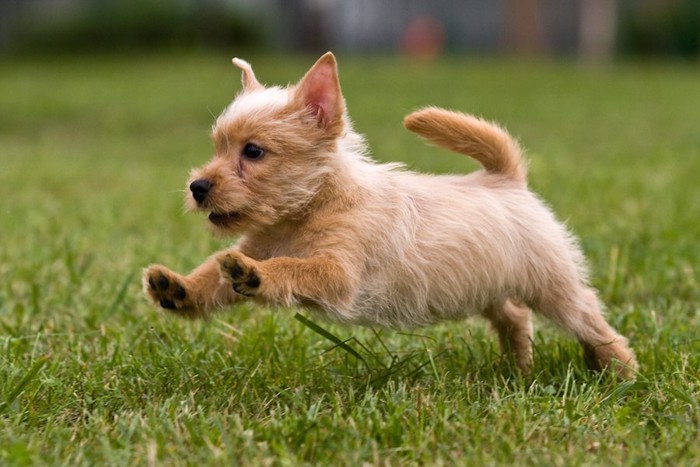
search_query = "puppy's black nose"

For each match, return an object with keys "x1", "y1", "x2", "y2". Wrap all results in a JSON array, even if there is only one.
[{"x1": 189, "y1": 179, "x2": 212, "y2": 204}]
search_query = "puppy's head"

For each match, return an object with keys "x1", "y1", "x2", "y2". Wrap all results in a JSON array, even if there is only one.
[{"x1": 186, "y1": 52, "x2": 346, "y2": 235}]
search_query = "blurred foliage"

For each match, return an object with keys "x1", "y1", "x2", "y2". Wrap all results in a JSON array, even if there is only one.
[
  {"x1": 13, "y1": 0, "x2": 263, "y2": 54},
  {"x1": 618, "y1": 0, "x2": 700, "y2": 58},
  {"x1": 6, "y1": 0, "x2": 699, "y2": 59}
]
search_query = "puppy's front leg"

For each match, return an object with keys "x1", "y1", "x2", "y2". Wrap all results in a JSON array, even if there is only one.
[
  {"x1": 143, "y1": 253, "x2": 240, "y2": 318},
  {"x1": 218, "y1": 251, "x2": 354, "y2": 310}
]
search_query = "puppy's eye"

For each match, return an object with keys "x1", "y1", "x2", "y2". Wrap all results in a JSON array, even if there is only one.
[{"x1": 242, "y1": 143, "x2": 264, "y2": 160}]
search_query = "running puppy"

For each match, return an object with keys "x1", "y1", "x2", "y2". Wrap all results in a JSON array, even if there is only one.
[{"x1": 143, "y1": 53, "x2": 637, "y2": 378}]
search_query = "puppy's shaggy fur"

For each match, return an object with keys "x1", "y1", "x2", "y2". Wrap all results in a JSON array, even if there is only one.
[{"x1": 143, "y1": 53, "x2": 637, "y2": 378}]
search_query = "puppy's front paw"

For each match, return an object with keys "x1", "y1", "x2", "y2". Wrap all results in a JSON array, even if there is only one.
[
  {"x1": 143, "y1": 265, "x2": 192, "y2": 312},
  {"x1": 219, "y1": 252, "x2": 260, "y2": 297}
]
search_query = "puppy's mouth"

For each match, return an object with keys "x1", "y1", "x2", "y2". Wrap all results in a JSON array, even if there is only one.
[{"x1": 208, "y1": 211, "x2": 241, "y2": 227}]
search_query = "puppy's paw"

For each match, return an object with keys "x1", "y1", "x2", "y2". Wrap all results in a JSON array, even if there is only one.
[
  {"x1": 219, "y1": 252, "x2": 260, "y2": 297},
  {"x1": 143, "y1": 265, "x2": 192, "y2": 313}
]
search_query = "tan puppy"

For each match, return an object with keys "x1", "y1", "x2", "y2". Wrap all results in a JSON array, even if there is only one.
[{"x1": 143, "y1": 53, "x2": 637, "y2": 378}]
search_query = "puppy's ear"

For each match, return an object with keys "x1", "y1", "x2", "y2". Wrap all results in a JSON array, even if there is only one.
[
  {"x1": 232, "y1": 57, "x2": 263, "y2": 91},
  {"x1": 294, "y1": 52, "x2": 345, "y2": 134}
]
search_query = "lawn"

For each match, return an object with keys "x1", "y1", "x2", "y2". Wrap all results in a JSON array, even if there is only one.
[{"x1": 1, "y1": 51, "x2": 699, "y2": 465}]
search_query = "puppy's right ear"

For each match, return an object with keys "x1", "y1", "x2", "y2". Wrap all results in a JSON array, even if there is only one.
[
  {"x1": 294, "y1": 52, "x2": 345, "y2": 136},
  {"x1": 232, "y1": 57, "x2": 263, "y2": 91}
]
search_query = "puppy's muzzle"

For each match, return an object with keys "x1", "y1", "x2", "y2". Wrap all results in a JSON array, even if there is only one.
[{"x1": 189, "y1": 179, "x2": 212, "y2": 204}]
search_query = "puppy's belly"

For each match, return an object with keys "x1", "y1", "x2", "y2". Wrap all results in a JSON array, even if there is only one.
[{"x1": 327, "y1": 276, "x2": 493, "y2": 329}]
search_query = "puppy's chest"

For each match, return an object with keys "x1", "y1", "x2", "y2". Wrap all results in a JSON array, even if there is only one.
[{"x1": 242, "y1": 230, "x2": 316, "y2": 260}]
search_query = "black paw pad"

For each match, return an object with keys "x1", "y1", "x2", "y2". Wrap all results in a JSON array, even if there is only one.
[
  {"x1": 230, "y1": 263, "x2": 244, "y2": 279},
  {"x1": 245, "y1": 275, "x2": 260, "y2": 288},
  {"x1": 174, "y1": 285, "x2": 186, "y2": 300},
  {"x1": 160, "y1": 298, "x2": 176, "y2": 309},
  {"x1": 157, "y1": 274, "x2": 170, "y2": 291}
]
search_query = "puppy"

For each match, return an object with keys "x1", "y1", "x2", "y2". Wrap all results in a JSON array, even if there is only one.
[{"x1": 143, "y1": 52, "x2": 637, "y2": 378}]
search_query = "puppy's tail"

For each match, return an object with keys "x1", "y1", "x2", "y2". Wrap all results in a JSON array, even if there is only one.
[{"x1": 403, "y1": 107, "x2": 527, "y2": 183}]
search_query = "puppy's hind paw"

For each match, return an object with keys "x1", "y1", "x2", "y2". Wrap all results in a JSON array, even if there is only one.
[
  {"x1": 218, "y1": 252, "x2": 260, "y2": 297},
  {"x1": 143, "y1": 265, "x2": 193, "y2": 314}
]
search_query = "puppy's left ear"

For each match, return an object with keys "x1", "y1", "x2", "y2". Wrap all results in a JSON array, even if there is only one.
[
  {"x1": 294, "y1": 52, "x2": 345, "y2": 135},
  {"x1": 232, "y1": 57, "x2": 263, "y2": 91}
]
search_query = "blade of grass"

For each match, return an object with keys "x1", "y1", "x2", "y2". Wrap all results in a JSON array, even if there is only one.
[
  {"x1": 294, "y1": 313, "x2": 368, "y2": 369},
  {"x1": 1, "y1": 355, "x2": 49, "y2": 411},
  {"x1": 106, "y1": 271, "x2": 136, "y2": 315}
]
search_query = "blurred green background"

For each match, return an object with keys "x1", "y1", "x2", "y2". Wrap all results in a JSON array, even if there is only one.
[{"x1": 2, "y1": 0, "x2": 699, "y2": 59}]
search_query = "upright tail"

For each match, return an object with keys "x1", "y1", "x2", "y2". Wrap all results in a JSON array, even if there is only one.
[{"x1": 403, "y1": 107, "x2": 527, "y2": 183}]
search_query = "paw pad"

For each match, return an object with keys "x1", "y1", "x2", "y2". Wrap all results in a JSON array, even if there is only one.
[
  {"x1": 174, "y1": 285, "x2": 186, "y2": 300},
  {"x1": 245, "y1": 275, "x2": 260, "y2": 288},
  {"x1": 229, "y1": 263, "x2": 245, "y2": 280},
  {"x1": 144, "y1": 268, "x2": 191, "y2": 312},
  {"x1": 220, "y1": 253, "x2": 261, "y2": 297}
]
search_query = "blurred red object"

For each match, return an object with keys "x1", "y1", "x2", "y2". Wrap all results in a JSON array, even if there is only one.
[{"x1": 401, "y1": 16, "x2": 446, "y2": 60}]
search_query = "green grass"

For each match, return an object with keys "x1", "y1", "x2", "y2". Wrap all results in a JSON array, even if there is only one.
[{"x1": 1, "y1": 51, "x2": 699, "y2": 465}]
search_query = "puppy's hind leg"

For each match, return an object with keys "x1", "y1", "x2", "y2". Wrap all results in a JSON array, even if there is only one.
[
  {"x1": 484, "y1": 299, "x2": 534, "y2": 374},
  {"x1": 532, "y1": 286, "x2": 637, "y2": 378}
]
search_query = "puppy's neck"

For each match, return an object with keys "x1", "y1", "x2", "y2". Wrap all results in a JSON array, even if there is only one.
[{"x1": 310, "y1": 127, "x2": 373, "y2": 210}]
